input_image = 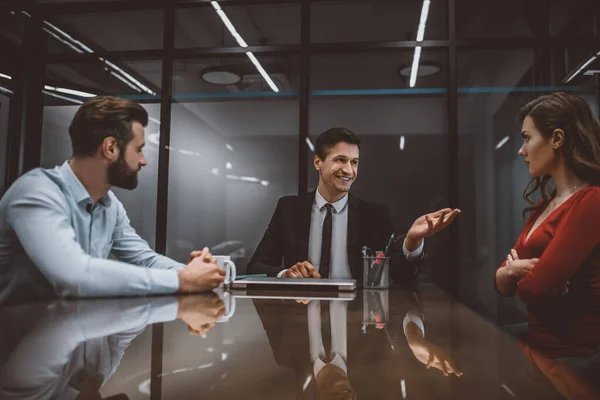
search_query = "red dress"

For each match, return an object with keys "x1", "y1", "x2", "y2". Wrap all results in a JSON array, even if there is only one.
[{"x1": 497, "y1": 186, "x2": 600, "y2": 358}]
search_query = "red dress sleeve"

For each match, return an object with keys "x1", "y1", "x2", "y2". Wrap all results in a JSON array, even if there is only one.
[
  {"x1": 517, "y1": 189, "x2": 600, "y2": 304},
  {"x1": 493, "y1": 204, "x2": 540, "y2": 296}
]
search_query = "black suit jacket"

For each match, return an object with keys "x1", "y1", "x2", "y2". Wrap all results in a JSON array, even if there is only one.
[{"x1": 248, "y1": 191, "x2": 423, "y2": 283}]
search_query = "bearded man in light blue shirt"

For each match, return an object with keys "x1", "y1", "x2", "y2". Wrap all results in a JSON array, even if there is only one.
[{"x1": 0, "y1": 96, "x2": 224, "y2": 301}]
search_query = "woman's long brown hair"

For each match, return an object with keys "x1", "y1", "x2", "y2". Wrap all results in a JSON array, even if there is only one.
[{"x1": 518, "y1": 92, "x2": 600, "y2": 218}]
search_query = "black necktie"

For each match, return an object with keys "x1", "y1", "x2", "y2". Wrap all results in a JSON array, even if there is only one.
[{"x1": 320, "y1": 204, "x2": 333, "y2": 279}]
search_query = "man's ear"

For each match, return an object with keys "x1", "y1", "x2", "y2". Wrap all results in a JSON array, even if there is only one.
[
  {"x1": 314, "y1": 154, "x2": 322, "y2": 171},
  {"x1": 552, "y1": 129, "x2": 565, "y2": 150},
  {"x1": 101, "y1": 137, "x2": 119, "y2": 161}
]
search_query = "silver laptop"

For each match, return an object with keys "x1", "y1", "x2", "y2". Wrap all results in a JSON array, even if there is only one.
[
  {"x1": 231, "y1": 277, "x2": 357, "y2": 292},
  {"x1": 233, "y1": 291, "x2": 356, "y2": 301}
]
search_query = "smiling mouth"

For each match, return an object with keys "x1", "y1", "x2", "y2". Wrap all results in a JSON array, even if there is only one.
[{"x1": 336, "y1": 176, "x2": 352, "y2": 183}]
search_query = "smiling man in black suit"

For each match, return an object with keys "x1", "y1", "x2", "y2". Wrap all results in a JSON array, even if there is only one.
[{"x1": 247, "y1": 127, "x2": 460, "y2": 283}]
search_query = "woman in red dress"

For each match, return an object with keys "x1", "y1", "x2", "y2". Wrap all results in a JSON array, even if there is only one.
[{"x1": 495, "y1": 92, "x2": 600, "y2": 358}]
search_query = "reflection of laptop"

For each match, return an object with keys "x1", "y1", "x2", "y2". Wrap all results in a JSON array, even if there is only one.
[{"x1": 231, "y1": 277, "x2": 356, "y2": 292}]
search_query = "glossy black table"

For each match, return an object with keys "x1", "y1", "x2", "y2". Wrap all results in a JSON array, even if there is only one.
[{"x1": 0, "y1": 284, "x2": 584, "y2": 399}]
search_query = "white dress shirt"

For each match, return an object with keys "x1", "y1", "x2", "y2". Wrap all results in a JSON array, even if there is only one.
[
  {"x1": 304, "y1": 299, "x2": 426, "y2": 392},
  {"x1": 308, "y1": 300, "x2": 348, "y2": 377},
  {"x1": 278, "y1": 188, "x2": 425, "y2": 278}
]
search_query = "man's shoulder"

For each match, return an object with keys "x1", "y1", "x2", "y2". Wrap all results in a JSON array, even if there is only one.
[
  {"x1": 276, "y1": 193, "x2": 310, "y2": 208},
  {"x1": 4, "y1": 167, "x2": 66, "y2": 202},
  {"x1": 350, "y1": 194, "x2": 389, "y2": 215}
]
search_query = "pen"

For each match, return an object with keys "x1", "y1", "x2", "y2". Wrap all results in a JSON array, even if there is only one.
[
  {"x1": 368, "y1": 233, "x2": 396, "y2": 285},
  {"x1": 383, "y1": 233, "x2": 396, "y2": 257}
]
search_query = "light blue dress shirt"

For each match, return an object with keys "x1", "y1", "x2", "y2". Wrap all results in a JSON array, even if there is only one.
[
  {"x1": 0, "y1": 161, "x2": 183, "y2": 299},
  {"x1": 0, "y1": 297, "x2": 179, "y2": 400}
]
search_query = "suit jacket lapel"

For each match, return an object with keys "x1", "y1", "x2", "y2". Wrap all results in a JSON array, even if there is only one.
[
  {"x1": 297, "y1": 191, "x2": 315, "y2": 261},
  {"x1": 347, "y1": 193, "x2": 360, "y2": 249},
  {"x1": 347, "y1": 193, "x2": 361, "y2": 276}
]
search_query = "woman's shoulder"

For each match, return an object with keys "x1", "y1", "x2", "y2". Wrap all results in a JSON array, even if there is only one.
[{"x1": 577, "y1": 186, "x2": 600, "y2": 205}]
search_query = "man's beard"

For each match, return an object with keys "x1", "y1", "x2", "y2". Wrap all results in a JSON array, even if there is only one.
[{"x1": 108, "y1": 155, "x2": 139, "y2": 190}]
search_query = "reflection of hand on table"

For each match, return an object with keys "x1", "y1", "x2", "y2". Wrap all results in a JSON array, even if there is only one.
[
  {"x1": 74, "y1": 374, "x2": 104, "y2": 400},
  {"x1": 405, "y1": 322, "x2": 463, "y2": 377},
  {"x1": 177, "y1": 294, "x2": 225, "y2": 337}
]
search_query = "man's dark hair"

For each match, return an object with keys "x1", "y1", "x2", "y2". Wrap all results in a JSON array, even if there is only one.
[
  {"x1": 68, "y1": 96, "x2": 148, "y2": 157},
  {"x1": 314, "y1": 127, "x2": 361, "y2": 161}
]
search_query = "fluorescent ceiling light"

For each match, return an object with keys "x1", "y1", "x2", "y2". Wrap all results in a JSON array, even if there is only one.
[
  {"x1": 495, "y1": 136, "x2": 510, "y2": 150},
  {"x1": 416, "y1": 0, "x2": 431, "y2": 41},
  {"x1": 209, "y1": 1, "x2": 278, "y2": 92},
  {"x1": 410, "y1": 0, "x2": 431, "y2": 88},
  {"x1": 409, "y1": 46, "x2": 422, "y2": 88},
  {"x1": 42, "y1": 90, "x2": 83, "y2": 104},
  {"x1": 565, "y1": 55, "x2": 597, "y2": 83},
  {"x1": 399, "y1": 136, "x2": 405, "y2": 150},
  {"x1": 103, "y1": 59, "x2": 155, "y2": 95},
  {"x1": 305, "y1": 137, "x2": 315, "y2": 152},
  {"x1": 179, "y1": 149, "x2": 201, "y2": 156},
  {"x1": 43, "y1": 27, "x2": 84, "y2": 53},
  {"x1": 201, "y1": 67, "x2": 242, "y2": 85},
  {"x1": 44, "y1": 85, "x2": 96, "y2": 98},
  {"x1": 0, "y1": 73, "x2": 12, "y2": 80},
  {"x1": 246, "y1": 52, "x2": 279, "y2": 92},
  {"x1": 224, "y1": 173, "x2": 269, "y2": 187},
  {"x1": 211, "y1": 1, "x2": 248, "y2": 48},
  {"x1": 40, "y1": 18, "x2": 155, "y2": 95},
  {"x1": 43, "y1": 21, "x2": 94, "y2": 53},
  {"x1": 226, "y1": 162, "x2": 233, "y2": 170},
  {"x1": 110, "y1": 71, "x2": 142, "y2": 92},
  {"x1": 0, "y1": 86, "x2": 13, "y2": 94},
  {"x1": 148, "y1": 133, "x2": 160, "y2": 145},
  {"x1": 225, "y1": 144, "x2": 234, "y2": 152}
]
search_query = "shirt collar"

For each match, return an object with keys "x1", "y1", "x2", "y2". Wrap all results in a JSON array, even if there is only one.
[
  {"x1": 59, "y1": 161, "x2": 111, "y2": 207},
  {"x1": 315, "y1": 188, "x2": 348, "y2": 214}
]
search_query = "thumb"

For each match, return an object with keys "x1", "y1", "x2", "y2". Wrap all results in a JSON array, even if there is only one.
[{"x1": 531, "y1": 258, "x2": 540, "y2": 263}]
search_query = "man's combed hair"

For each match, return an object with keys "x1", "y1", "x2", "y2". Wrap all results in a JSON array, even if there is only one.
[
  {"x1": 315, "y1": 127, "x2": 361, "y2": 160},
  {"x1": 68, "y1": 96, "x2": 149, "y2": 157}
]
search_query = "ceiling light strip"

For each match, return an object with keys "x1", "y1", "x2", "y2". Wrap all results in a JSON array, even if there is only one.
[
  {"x1": 210, "y1": 1, "x2": 278, "y2": 92},
  {"x1": 410, "y1": 0, "x2": 431, "y2": 88},
  {"x1": 42, "y1": 90, "x2": 83, "y2": 104}
]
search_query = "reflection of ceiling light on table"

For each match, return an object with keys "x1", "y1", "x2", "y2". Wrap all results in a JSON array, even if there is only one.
[
  {"x1": 398, "y1": 63, "x2": 440, "y2": 78},
  {"x1": 200, "y1": 67, "x2": 242, "y2": 86}
]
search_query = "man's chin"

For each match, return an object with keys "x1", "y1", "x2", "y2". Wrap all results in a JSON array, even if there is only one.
[
  {"x1": 336, "y1": 184, "x2": 351, "y2": 193},
  {"x1": 113, "y1": 177, "x2": 139, "y2": 190}
]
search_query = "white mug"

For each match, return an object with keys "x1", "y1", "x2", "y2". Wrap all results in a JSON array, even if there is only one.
[
  {"x1": 215, "y1": 289, "x2": 236, "y2": 323},
  {"x1": 213, "y1": 255, "x2": 237, "y2": 288}
]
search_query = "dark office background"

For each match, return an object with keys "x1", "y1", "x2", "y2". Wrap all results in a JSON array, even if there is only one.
[{"x1": 1, "y1": 0, "x2": 599, "y2": 326}]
